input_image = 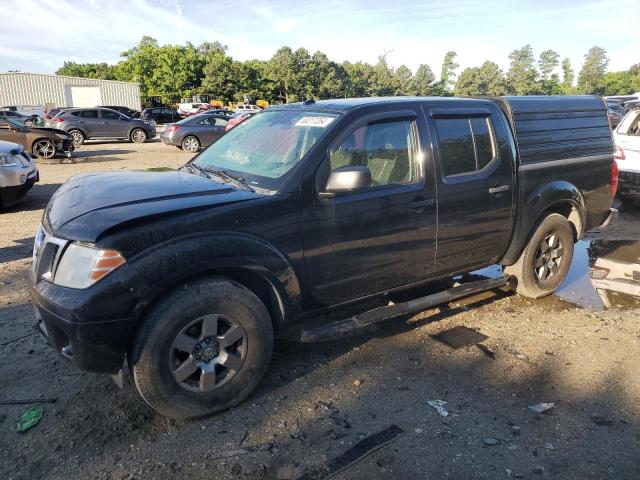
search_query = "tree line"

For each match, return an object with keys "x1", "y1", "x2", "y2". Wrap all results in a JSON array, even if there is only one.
[{"x1": 56, "y1": 36, "x2": 640, "y2": 104}]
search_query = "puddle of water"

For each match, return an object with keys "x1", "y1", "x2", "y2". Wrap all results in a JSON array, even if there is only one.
[{"x1": 473, "y1": 239, "x2": 640, "y2": 310}]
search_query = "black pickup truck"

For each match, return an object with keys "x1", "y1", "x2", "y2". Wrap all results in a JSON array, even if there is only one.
[{"x1": 30, "y1": 96, "x2": 617, "y2": 418}]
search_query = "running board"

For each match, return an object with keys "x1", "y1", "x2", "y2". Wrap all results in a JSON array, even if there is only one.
[{"x1": 300, "y1": 275, "x2": 514, "y2": 343}]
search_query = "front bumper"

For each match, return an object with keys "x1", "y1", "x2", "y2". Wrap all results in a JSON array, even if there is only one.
[
  {"x1": 0, "y1": 168, "x2": 38, "y2": 206},
  {"x1": 29, "y1": 263, "x2": 141, "y2": 374},
  {"x1": 55, "y1": 139, "x2": 75, "y2": 157}
]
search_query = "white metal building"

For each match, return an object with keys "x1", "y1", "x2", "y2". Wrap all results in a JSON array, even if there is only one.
[{"x1": 0, "y1": 73, "x2": 141, "y2": 111}]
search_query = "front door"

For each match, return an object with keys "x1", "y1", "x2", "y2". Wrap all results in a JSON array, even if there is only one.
[
  {"x1": 426, "y1": 108, "x2": 516, "y2": 273},
  {"x1": 99, "y1": 109, "x2": 129, "y2": 137},
  {"x1": 304, "y1": 110, "x2": 437, "y2": 306}
]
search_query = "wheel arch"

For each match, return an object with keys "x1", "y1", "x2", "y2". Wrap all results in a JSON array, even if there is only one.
[
  {"x1": 502, "y1": 180, "x2": 586, "y2": 265},
  {"x1": 128, "y1": 233, "x2": 302, "y2": 336}
]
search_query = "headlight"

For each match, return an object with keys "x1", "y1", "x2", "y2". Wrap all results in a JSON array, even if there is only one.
[
  {"x1": 0, "y1": 153, "x2": 21, "y2": 167},
  {"x1": 53, "y1": 243, "x2": 126, "y2": 289}
]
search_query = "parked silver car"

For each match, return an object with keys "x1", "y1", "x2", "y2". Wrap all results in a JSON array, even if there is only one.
[
  {"x1": 52, "y1": 107, "x2": 156, "y2": 145},
  {"x1": 0, "y1": 140, "x2": 39, "y2": 208},
  {"x1": 160, "y1": 114, "x2": 228, "y2": 152}
]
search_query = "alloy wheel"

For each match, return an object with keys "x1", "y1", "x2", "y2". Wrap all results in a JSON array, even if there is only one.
[
  {"x1": 534, "y1": 233, "x2": 564, "y2": 282},
  {"x1": 33, "y1": 140, "x2": 55, "y2": 159},
  {"x1": 183, "y1": 137, "x2": 199, "y2": 152},
  {"x1": 132, "y1": 129, "x2": 147, "y2": 143},
  {"x1": 169, "y1": 314, "x2": 247, "y2": 392},
  {"x1": 71, "y1": 131, "x2": 84, "y2": 145}
]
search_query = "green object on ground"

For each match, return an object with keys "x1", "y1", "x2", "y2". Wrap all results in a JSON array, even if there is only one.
[{"x1": 16, "y1": 406, "x2": 44, "y2": 433}]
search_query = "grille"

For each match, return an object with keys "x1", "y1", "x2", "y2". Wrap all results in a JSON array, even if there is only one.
[{"x1": 32, "y1": 226, "x2": 67, "y2": 282}]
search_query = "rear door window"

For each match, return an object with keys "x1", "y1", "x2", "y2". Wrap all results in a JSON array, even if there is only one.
[
  {"x1": 77, "y1": 110, "x2": 98, "y2": 118},
  {"x1": 434, "y1": 116, "x2": 496, "y2": 176}
]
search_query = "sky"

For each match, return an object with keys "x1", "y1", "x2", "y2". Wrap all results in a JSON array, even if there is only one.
[{"x1": 1, "y1": 0, "x2": 638, "y2": 78}]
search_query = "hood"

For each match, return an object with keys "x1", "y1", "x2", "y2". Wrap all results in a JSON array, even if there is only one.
[
  {"x1": 27, "y1": 127, "x2": 71, "y2": 138},
  {"x1": 45, "y1": 170, "x2": 260, "y2": 242}
]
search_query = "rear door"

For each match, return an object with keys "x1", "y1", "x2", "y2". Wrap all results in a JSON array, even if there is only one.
[
  {"x1": 426, "y1": 107, "x2": 516, "y2": 273},
  {"x1": 304, "y1": 108, "x2": 437, "y2": 305},
  {"x1": 72, "y1": 109, "x2": 101, "y2": 137}
]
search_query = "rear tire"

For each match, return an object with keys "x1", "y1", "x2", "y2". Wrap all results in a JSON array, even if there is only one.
[
  {"x1": 130, "y1": 277, "x2": 273, "y2": 419},
  {"x1": 69, "y1": 129, "x2": 85, "y2": 146},
  {"x1": 503, "y1": 213, "x2": 574, "y2": 299},
  {"x1": 182, "y1": 135, "x2": 200, "y2": 152}
]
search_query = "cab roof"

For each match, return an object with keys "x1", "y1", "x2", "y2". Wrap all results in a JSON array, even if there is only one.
[{"x1": 271, "y1": 96, "x2": 486, "y2": 113}]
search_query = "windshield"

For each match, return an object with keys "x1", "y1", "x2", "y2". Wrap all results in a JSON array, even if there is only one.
[{"x1": 191, "y1": 110, "x2": 339, "y2": 185}]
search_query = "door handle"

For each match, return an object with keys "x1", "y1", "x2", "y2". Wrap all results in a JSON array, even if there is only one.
[
  {"x1": 408, "y1": 199, "x2": 434, "y2": 210},
  {"x1": 489, "y1": 185, "x2": 510, "y2": 194}
]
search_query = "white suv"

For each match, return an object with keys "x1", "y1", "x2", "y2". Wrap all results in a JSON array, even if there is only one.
[{"x1": 613, "y1": 109, "x2": 640, "y2": 202}]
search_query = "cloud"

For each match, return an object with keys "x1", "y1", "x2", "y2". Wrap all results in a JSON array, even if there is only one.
[{"x1": 0, "y1": 0, "x2": 638, "y2": 76}]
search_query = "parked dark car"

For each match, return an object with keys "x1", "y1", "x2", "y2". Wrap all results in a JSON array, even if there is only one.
[
  {"x1": 161, "y1": 114, "x2": 228, "y2": 152},
  {"x1": 30, "y1": 96, "x2": 616, "y2": 419},
  {"x1": 52, "y1": 108, "x2": 156, "y2": 145},
  {"x1": 607, "y1": 102, "x2": 625, "y2": 128},
  {"x1": 101, "y1": 105, "x2": 140, "y2": 118},
  {"x1": 0, "y1": 109, "x2": 39, "y2": 127},
  {"x1": 140, "y1": 107, "x2": 181, "y2": 125},
  {"x1": 0, "y1": 139, "x2": 39, "y2": 208},
  {"x1": 197, "y1": 108, "x2": 233, "y2": 117},
  {"x1": 0, "y1": 118, "x2": 74, "y2": 159}
]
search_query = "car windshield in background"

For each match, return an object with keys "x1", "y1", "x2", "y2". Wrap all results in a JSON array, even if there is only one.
[{"x1": 191, "y1": 110, "x2": 339, "y2": 184}]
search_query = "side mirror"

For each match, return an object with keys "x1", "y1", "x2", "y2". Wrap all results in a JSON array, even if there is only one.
[{"x1": 319, "y1": 166, "x2": 371, "y2": 198}]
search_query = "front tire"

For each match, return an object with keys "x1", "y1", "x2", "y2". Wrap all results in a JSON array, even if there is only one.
[
  {"x1": 130, "y1": 128, "x2": 148, "y2": 143},
  {"x1": 32, "y1": 139, "x2": 56, "y2": 159},
  {"x1": 130, "y1": 277, "x2": 273, "y2": 419},
  {"x1": 504, "y1": 213, "x2": 574, "y2": 299}
]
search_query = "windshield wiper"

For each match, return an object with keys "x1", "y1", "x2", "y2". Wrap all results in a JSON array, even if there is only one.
[
  {"x1": 183, "y1": 163, "x2": 211, "y2": 179},
  {"x1": 204, "y1": 168, "x2": 254, "y2": 192}
]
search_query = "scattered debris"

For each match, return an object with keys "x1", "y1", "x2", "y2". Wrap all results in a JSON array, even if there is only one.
[
  {"x1": 476, "y1": 344, "x2": 496, "y2": 359},
  {"x1": 483, "y1": 437, "x2": 501, "y2": 446},
  {"x1": 376, "y1": 455, "x2": 394, "y2": 468},
  {"x1": 427, "y1": 400, "x2": 449, "y2": 417},
  {"x1": 0, "y1": 397, "x2": 57, "y2": 405},
  {"x1": 511, "y1": 425, "x2": 522, "y2": 435},
  {"x1": 329, "y1": 412, "x2": 351, "y2": 429},
  {"x1": 590, "y1": 414, "x2": 614, "y2": 426},
  {"x1": 298, "y1": 425, "x2": 404, "y2": 480},
  {"x1": 353, "y1": 379, "x2": 363, "y2": 386},
  {"x1": 16, "y1": 406, "x2": 43, "y2": 433},
  {"x1": 528, "y1": 402, "x2": 555, "y2": 414},
  {"x1": 533, "y1": 465, "x2": 545, "y2": 474},
  {"x1": 290, "y1": 423, "x2": 306, "y2": 440},
  {"x1": 212, "y1": 442, "x2": 273, "y2": 460},
  {"x1": 414, "y1": 428, "x2": 423, "y2": 434},
  {"x1": 238, "y1": 429, "x2": 249, "y2": 446},
  {"x1": 0, "y1": 331, "x2": 35, "y2": 346},
  {"x1": 515, "y1": 354, "x2": 529, "y2": 362},
  {"x1": 267, "y1": 456, "x2": 306, "y2": 480},
  {"x1": 545, "y1": 443, "x2": 555, "y2": 450},
  {"x1": 432, "y1": 326, "x2": 488, "y2": 349}
]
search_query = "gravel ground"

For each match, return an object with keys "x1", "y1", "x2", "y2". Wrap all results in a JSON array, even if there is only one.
[{"x1": 1, "y1": 140, "x2": 639, "y2": 480}]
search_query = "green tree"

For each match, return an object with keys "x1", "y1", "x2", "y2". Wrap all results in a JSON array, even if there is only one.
[
  {"x1": 599, "y1": 71, "x2": 633, "y2": 95},
  {"x1": 409, "y1": 64, "x2": 436, "y2": 96},
  {"x1": 302, "y1": 51, "x2": 346, "y2": 99},
  {"x1": 577, "y1": 46, "x2": 609, "y2": 94},
  {"x1": 438, "y1": 51, "x2": 459, "y2": 95},
  {"x1": 560, "y1": 57, "x2": 576, "y2": 94},
  {"x1": 265, "y1": 46, "x2": 299, "y2": 103},
  {"x1": 115, "y1": 36, "x2": 161, "y2": 97},
  {"x1": 454, "y1": 61, "x2": 507, "y2": 96},
  {"x1": 342, "y1": 61, "x2": 375, "y2": 98},
  {"x1": 394, "y1": 65, "x2": 413, "y2": 95},
  {"x1": 200, "y1": 47, "x2": 240, "y2": 102},
  {"x1": 55, "y1": 62, "x2": 116, "y2": 79},
  {"x1": 369, "y1": 54, "x2": 399, "y2": 96},
  {"x1": 538, "y1": 50, "x2": 560, "y2": 80},
  {"x1": 506, "y1": 45, "x2": 539, "y2": 95}
]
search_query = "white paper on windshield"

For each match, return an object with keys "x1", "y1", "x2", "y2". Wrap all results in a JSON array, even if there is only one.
[{"x1": 295, "y1": 116, "x2": 335, "y2": 128}]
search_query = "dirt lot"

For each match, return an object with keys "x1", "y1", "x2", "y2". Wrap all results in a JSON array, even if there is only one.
[{"x1": 1, "y1": 140, "x2": 639, "y2": 480}]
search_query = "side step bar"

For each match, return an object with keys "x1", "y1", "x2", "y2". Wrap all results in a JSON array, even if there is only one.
[{"x1": 300, "y1": 275, "x2": 514, "y2": 343}]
